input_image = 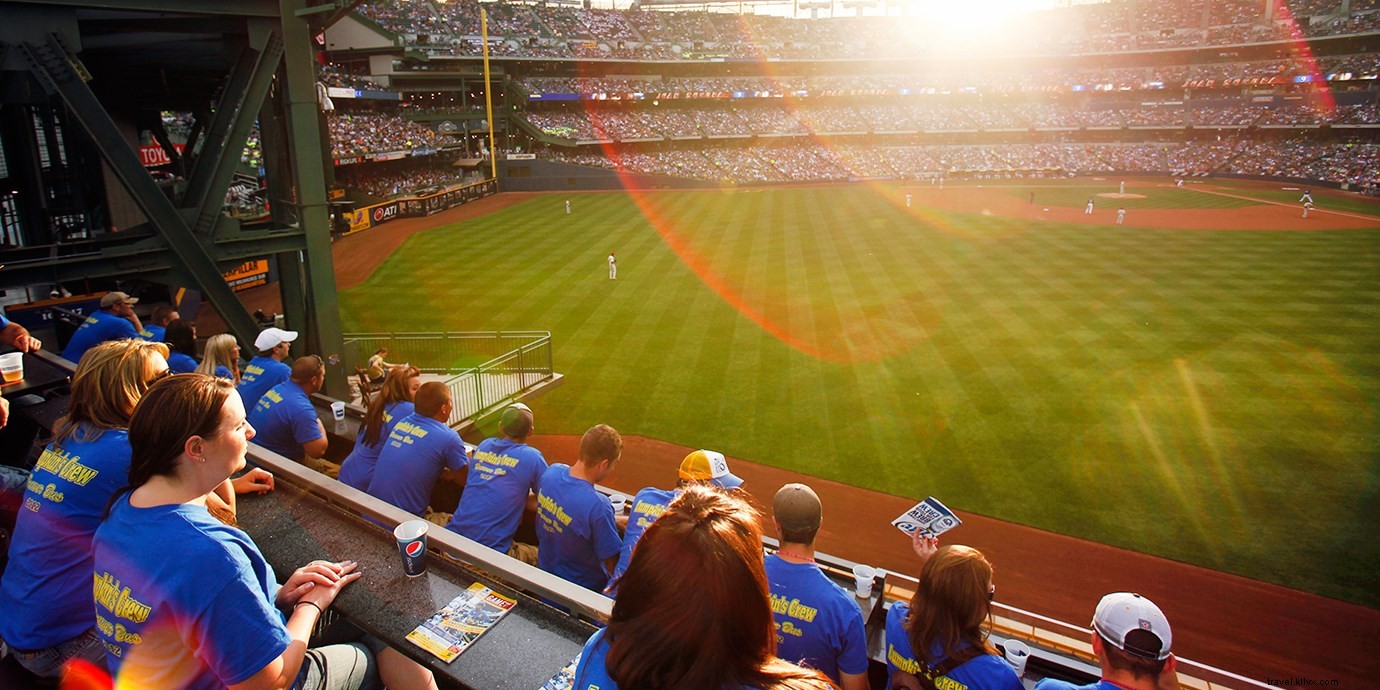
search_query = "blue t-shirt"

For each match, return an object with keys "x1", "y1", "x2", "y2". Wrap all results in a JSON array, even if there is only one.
[
  {"x1": 213, "y1": 364, "x2": 234, "y2": 380},
  {"x1": 366, "y1": 414, "x2": 468, "y2": 516},
  {"x1": 885, "y1": 603, "x2": 1022, "y2": 690},
  {"x1": 61, "y1": 310, "x2": 138, "y2": 364},
  {"x1": 237, "y1": 356, "x2": 291, "y2": 410},
  {"x1": 167, "y1": 351, "x2": 198, "y2": 373},
  {"x1": 1035, "y1": 680, "x2": 1118, "y2": 690},
  {"x1": 764, "y1": 554, "x2": 869, "y2": 682},
  {"x1": 0, "y1": 427, "x2": 131, "y2": 650},
  {"x1": 610, "y1": 487, "x2": 679, "y2": 589},
  {"x1": 573, "y1": 628, "x2": 617, "y2": 690},
  {"x1": 246, "y1": 380, "x2": 323, "y2": 461},
  {"x1": 137, "y1": 324, "x2": 166, "y2": 342},
  {"x1": 338, "y1": 400, "x2": 415, "y2": 491},
  {"x1": 535, "y1": 464, "x2": 621, "y2": 592},
  {"x1": 92, "y1": 495, "x2": 293, "y2": 689},
  {"x1": 446, "y1": 437, "x2": 548, "y2": 552}
]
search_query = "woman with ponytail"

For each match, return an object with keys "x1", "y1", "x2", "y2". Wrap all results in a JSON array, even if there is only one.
[{"x1": 337, "y1": 364, "x2": 421, "y2": 491}]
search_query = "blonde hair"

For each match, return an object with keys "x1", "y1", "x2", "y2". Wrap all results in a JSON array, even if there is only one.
[
  {"x1": 55, "y1": 339, "x2": 170, "y2": 445},
  {"x1": 197, "y1": 333, "x2": 241, "y2": 382}
]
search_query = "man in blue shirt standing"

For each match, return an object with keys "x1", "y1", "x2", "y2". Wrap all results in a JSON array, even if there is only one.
[
  {"x1": 608, "y1": 448, "x2": 743, "y2": 593},
  {"x1": 367, "y1": 382, "x2": 469, "y2": 516},
  {"x1": 446, "y1": 402, "x2": 546, "y2": 564},
  {"x1": 61, "y1": 291, "x2": 142, "y2": 365},
  {"x1": 1035, "y1": 593, "x2": 1177, "y2": 690},
  {"x1": 246, "y1": 355, "x2": 328, "y2": 462},
  {"x1": 136, "y1": 304, "x2": 178, "y2": 342},
  {"x1": 536, "y1": 424, "x2": 622, "y2": 592},
  {"x1": 765, "y1": 483, "x2": 869, "y2": 690},
  {"x1": 237, "y1": 327, "x2": 297, "y2": 410}
]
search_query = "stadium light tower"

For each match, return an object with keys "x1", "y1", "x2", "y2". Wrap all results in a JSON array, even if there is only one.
[{"x1": 798, "y1": 0, "x2": 833, "y2": 19}]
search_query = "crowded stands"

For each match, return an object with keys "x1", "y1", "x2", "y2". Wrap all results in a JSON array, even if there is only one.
[
  {"x1": 545, "y1": 140, "x2": 1380, "y2": 189},
  {"x1": 353, "y1": 0, "x2": 1380, "y2": 60}
]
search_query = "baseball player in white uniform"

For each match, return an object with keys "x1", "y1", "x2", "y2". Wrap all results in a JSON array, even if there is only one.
[
  {"x1": 565, "y1": 199, "x2": 572, "y2": 214},
  {"x1": 608, "y1": 252, "x2": 617, "y2": 280},
  {"x1": 1116, "y1": 208, "x2": 1126, "y2": 225},
  {"x1": 1085, "y1": 198, "x2": 1095, "y2": 215},
  {"x1": 905, "y1": 193, "x2": 912, "y2": 208}
]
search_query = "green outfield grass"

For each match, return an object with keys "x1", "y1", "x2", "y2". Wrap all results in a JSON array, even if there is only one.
[{"x1": 340, "y1": 187, "x2": 1380, "y2": 607}]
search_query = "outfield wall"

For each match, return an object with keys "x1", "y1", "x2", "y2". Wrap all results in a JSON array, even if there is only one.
[{"x1": 498, "y1": 159, "x2": 717, "y2": 191}]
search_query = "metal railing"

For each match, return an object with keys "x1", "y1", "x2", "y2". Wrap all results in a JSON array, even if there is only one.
[
  {"x1": 440, "y1": 334, "x2": 554, "y2": 427},
  {"x1": 341, "y1": 330, "x2": 550, "y2": 375},
  {"x1": 342, "y1": 330, "x2": 555, "y2": 427}
]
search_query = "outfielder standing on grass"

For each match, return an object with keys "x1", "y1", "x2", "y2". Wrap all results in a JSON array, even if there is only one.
[{"x1": 608, "y1": 251, "x2": 617, "y2": 280}]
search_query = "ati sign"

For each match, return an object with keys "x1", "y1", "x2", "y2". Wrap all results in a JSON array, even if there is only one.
[{"x1": 372, "y1": 203, "x2": 399, "y2": 223}]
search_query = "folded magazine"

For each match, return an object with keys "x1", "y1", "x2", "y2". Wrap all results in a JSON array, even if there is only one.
[
  {"x1": 892, "y1": 497, "x2": 962, "y2": 537},
  {"x1": 406, "y1": 582, "x2": 518, "y2": 663}
]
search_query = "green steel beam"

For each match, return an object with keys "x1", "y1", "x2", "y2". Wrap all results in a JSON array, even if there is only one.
[
  {"x1": 183, "y1": 42, "x2": 259, "y2": 218},
  {"x1": 280, "y1": 0, "x2": 347, "y2": 395},
  {"x1": 191, "y1": 22, "x2": 282, "y2": 236},
  {"x1": 16, "y1": 0, "x2": 281, "y2": 17},
  {"x1": 18, "y1": 33, "x2": 262, "y2": 349}
]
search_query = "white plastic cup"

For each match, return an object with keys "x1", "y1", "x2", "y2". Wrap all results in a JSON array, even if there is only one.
[
  {"x1": 394, "y1": 520, "x2": 429, "y2": 577},
  {"x1": 609, "y1": 494, "x2": 627, "y2": 515},
  {"x1": 0, "y1": 352, "x2": 23, "y2": 384},
  {"x1": 852, "y1": 564, "x2": 877, "y2": 598},
  {"x1": 330, "y1": 400, "x2": 346, "y2": 421},
  {"x1": 1004, "y1": 639, "x2": 1031, "y2": 677}
]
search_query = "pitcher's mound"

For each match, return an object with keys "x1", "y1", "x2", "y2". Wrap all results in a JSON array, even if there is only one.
[{"x1": 1098, "y1": 193, "x2": 1148, "y2": 199}]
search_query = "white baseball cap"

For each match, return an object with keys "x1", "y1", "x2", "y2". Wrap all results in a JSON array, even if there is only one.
[
  {"x1": 1093, "y1": 592, "x2": 1172, "y2": 660},
  {"x1": 254, "y1": 327, "x2": 298, "y2": 352}
]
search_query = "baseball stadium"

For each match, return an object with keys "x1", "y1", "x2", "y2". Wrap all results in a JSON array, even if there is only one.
[{"x1": 0, "y1": 1, "x2": 1376, "y2": 689}]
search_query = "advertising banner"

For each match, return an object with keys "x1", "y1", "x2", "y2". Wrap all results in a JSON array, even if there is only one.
[{"x1": 224, "y1": 260, "x2": 270, "y2": 291}]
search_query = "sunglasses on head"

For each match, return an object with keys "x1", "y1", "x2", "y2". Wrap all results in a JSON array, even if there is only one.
[{"x1": 147, "y1": 368, "x2": 174, "y2": 386}]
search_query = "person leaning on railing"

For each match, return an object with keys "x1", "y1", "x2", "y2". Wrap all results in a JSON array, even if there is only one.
[
  {"x1": 338, "y1": 365, "x2": 421, "y2": 492},
  {"x1": 91, "y1": 373, "x2": 437, "y2": 690}
]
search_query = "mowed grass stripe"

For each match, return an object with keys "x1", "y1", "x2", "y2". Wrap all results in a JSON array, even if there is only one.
[{"x1": 341, "y1": 188, "x2": 1380, "y2": 606}]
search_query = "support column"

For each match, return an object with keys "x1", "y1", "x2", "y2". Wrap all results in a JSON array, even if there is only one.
[{"x1": 280, "y1": 0, "x2": 346, "y2": 395}]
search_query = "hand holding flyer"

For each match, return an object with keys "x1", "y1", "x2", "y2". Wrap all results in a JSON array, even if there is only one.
[{"x1": 892, "y1": 497, "x2": 962, "y2": 537}]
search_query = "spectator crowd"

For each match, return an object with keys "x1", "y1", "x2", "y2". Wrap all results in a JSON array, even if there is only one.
[{"x1": 353, "y1": 0, "x2": 1380, "y2": 61}]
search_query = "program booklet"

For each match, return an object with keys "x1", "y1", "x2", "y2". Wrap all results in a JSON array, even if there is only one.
[
  {"x1": 892, "y1": 497, "x2": 962, "y2": 537},
  {"x1": 406, "y1": 582, "x2": 518, "y2": 663},
  {"x1": 540, "y1": 652, "x2": 581, "y2": 690}
]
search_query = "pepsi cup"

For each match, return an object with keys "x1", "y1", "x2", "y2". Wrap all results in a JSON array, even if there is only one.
[{"x1": 394, "y1": 520, "x2": 429, "y2": 577}]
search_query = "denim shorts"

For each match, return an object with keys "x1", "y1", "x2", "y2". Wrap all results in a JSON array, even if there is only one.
[
  {"x1": 7, "y1": 627, "x2": 106, "y2": 679},
  {"x1": 294, "y1": 638, "x2": 384, "y2": 690}
]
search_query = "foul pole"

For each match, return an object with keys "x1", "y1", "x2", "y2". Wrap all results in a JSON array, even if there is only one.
[{"x1": 481, "y1": 9, "x2": 499, "y2": 186}]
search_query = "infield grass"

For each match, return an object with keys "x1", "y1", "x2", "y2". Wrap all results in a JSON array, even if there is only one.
[{"x1": 340, "y1": 187, "x2": 1380, "y2": 607}]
